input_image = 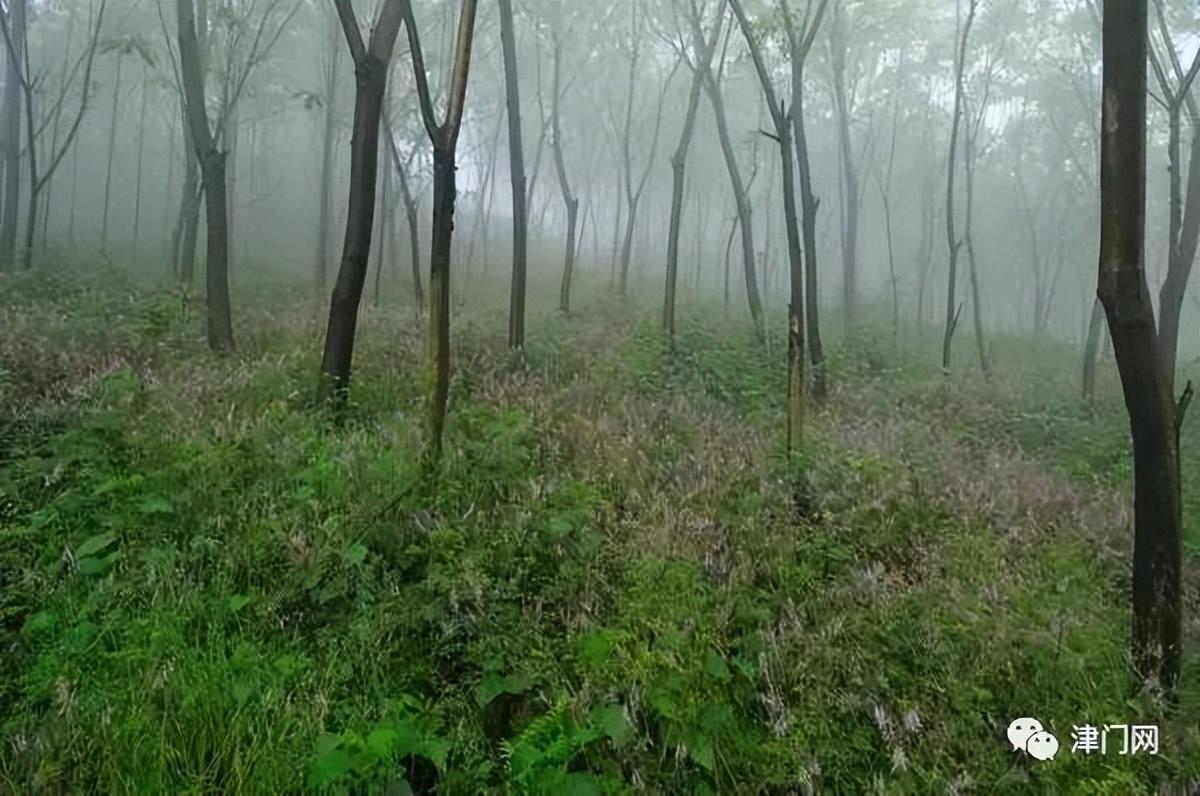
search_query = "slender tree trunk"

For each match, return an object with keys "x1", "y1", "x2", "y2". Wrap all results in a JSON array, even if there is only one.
[
  {"x1": 315, "y1": 10, "x2": 341, "y2": 297},
  {"x1": 317, "y1": 9, "x2": 396, "y2": 398},
  {"x1": 40, "y1": 17, "x2": 74, "y2": 256},
  {"x1": 177, "y1": 0, "x2": 233, "y2": 351},
  {"x1": 172, "y1": 97, "x2": 202, "y2": 283},
  {"x1": 1082, "y1": 299, "x2": 1105, "y2": 403},
  {"x1": 699, "y1": 66, "x2": 764, "y2": 339},
  {"x1": 791, "y1": 56, "x2": 827, "y2": 399},
  {"x1": 132, "y1": 72, "x2": 148, "y2": 266},
  {"x1": 1097, "y1": 0, "x2": 1182, "y2": 691},
  {"x1": 0, "y1": 0, "x2": 24, "y2": 269},
  {"x1": 101, "y1": 52, "x2": 122, "y2": 252},
  {"x1": 664, "y1": 0, "x2": 724, "y2": 342},
  {"x1": 942, "y1": 0, "x2": 977, "y2": 371},
  {"x1": 964, "y1": 113, "x2": 990, "y2": 377},
  {"x1": 499, "y1": 0, "x2": 527, "y2": 348},
  {"x1": 373, "y1": 137, "x2": 390, "y2": 308},
  {"x1": 829, "y1": 1, "x2": 857, "y2": 329},
  {"x1": 384, "y1": 124, "x2": 424, "y2": 314}
]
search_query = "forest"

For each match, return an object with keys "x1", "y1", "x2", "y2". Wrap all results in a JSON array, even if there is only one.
[{"x1": 2, "y1": 0, "x2": 1200, "y2": 792}]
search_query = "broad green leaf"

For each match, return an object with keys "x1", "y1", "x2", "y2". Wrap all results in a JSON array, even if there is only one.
[
  {"x1": 76, "y1": 532, "x2": 116, "y2": 558},
  {"x1": 591, "y1": 703, "x2": 635, "y2": 749}
]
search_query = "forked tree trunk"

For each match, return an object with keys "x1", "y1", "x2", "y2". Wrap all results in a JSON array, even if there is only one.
[
  {"x1": 317, "y1": 0, "x2": 402, "y2": 399},
  {"x1": 400, "y1": 0, "x2": 478, "y2": 459},
  {"x1": 697, "y1": 54, "x2": 763, "y2": 339},
  {"x1": 1097, "y1": 0, "x2": 1183, "y2": 691},
  {"x1": 549, "y1": 15, "x2": 579, "y2": 316},
  {"x1": 664, "y1": 0, "x2": 724, "y2": 343},
  {"x1": 784, "y1": 0, "x2": 829, "y2": 399}
]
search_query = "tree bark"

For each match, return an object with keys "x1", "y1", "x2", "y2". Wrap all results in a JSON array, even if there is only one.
[
  {"x1": 941, "y1": 0, "x2": 977, "y2": 371},
  {"x1": 178, "y1": 0, "x2": 234, "y2": 351},
  {"x1": 784, "y1": 0, "x2": 829, "y2": 399},
  {"x1": 828, "y1": 0, "x2": 858, "y2": 329},
  {"x1": 1097, "y1": 0, "x2": 1182, "y2": 691},
  {"x1": 100, "y1": 50, "x2": 122, "y2": 252},
  {"x1": 317, "y1": 0, "x2": 404, "y2": 399},
  {"x1": 0, "y1": 0, "x2": 24, "y2": 269},
  {"x1": 399, "y1": 0, "x2": 478, "y2": 459},
  {"x1": 498, "y1": 0, "x2": 527, "y2": 348},
  {"x1": 384, "y1": 124, "x2": 424, "y2": 314},
  {"x1": 547, "y1": 11, "x2": 578, "y2": 315},
  {"x1": 315, "y1": 6, "x2": 341, "y2": 298},
  {"x1": 664, "y1": 0, "x2": 725, "y2": 343},
  {"x1": 696, "y1": 36, "x2": 763, "y2": 339}
]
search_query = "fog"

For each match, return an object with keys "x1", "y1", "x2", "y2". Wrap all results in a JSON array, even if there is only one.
[{"x1": 7, "y1": 0, "x2": 1200, "y2": 356}]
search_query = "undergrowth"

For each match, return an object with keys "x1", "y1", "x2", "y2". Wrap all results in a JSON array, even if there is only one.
[{"x1": 1, "y1": 270, "x2": 1198, "y2": 794}]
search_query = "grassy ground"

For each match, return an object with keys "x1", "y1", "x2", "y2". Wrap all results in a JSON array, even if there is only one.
[{"x1": 1, "y1": 267, "x2": 1199, "y2": 794}]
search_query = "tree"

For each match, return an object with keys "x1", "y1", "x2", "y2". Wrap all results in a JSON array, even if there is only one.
[
  {"x1": 827, "y1": 0, "x2": 860, "y2": 328},
  {"x1": 729, "y1": 0, "x2": 807, "y2": 456},
  {"x1": 662, "y1": 0, "x2": 725, "y2": 344},
  {"x1": 941, "y1": 0, "x2": 977, "y2": 371},
  {"x1": 175, "y1": 0, "x2": 296, "y2": 351},
  {"x1": 690, "y1": 2, "x2": 765, "y2": 340},
  {"x1": 1147, "y1": 0, "x2": 1200, "y2": 395},
  {"x1": 781, "y1": 0, "x2": 829, "y2": 397},
  {"x1": 962, "y1": 53, "x2": 996, "y2": 378},
  {"x1": 1096, "y1": 0, "x2": 1184, "y2": 691},
  {"x1": 498, "y1": 0, "x2": 527, "y2": 349},
  {"x1": 0, "y1": 0, "x2": 107, "y2": 271},
  {"x1": 384, "y1": 117, "x2": 424, "y2": 315},
  {"x1": 314, "y1": 2, "x2": 341, "y2": 298},
  {"x1": 549, "y1": 2, "x2": 579, "y2": 315},
  {"x1": 0, "y1": 0, "x2": 24, "y2": 269},
  {"x1": 398, "y1": 0, "x2": 479, "y2": 459},
  {"x1": 616, "y1": 2, "x2": 672, "y2": 298},
  {"x1": 317, "y1": 0, "x2": 405, "y2": 400}
]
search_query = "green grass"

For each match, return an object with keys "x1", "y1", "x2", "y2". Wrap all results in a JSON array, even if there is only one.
[{"x1": 1, "y1": 268, "x2": 1198, "y2": 794}]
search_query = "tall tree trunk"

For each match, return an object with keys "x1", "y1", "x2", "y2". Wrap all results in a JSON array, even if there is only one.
[
  {"x1": 786, "y1": 2, "x2": 829, "y2": 399},
  {"x1": 372, "y1": 136, "x2": 391, "y2": 308},
  {"x1": 399, "y1": 0, "x2": 478, "y2": 459},
  {"x1": 730, "y1": 0, "x2": 810, "y2": 458},
  {"x1": 384, "y1": 123, "x2": 423, "y2": 314},
  {"x1": 1082, "y1": 296, "x2": 1105, "y2": 402},
  {"x1": 547, "y1": 15, "x2": 579, "y2": 315},
  {"x1": 177, "y1": 0, "x2": 234, "y2": 351},
  {"x1": 499, "y1": 0, "x2": 527, "y2": 349},
  {"x1": 0, "y1": 0, "x2": 24, "y2": 269},
  {"x1": 828, "y1": 0, "x2": 857, "y2": 329},
  {"x1": 40, "y1": 16, "x2": 75, "y2": 256},
  {"x1": 101, "y1": 51, "x2": 123, "y2": 252},
  {"x1": 172, "y1": 97, "x2": 202, "y2": 283},
  {"x1": 315, "y1": 7, "x2": 341, "y2": 297},
  {"x1": 1097, "y1": 0, "x2": 1182, "y2": 691},
  {"x1": 664, "y1": 0, "x2": 724, "y2": 343},
  {"x1": 317, "y1": 0, "x2": 403, "y2": 399},
  {"x1": 132, "y1": 71, "x2": 148, "y2": 266},
  {"x1": 1154, "y1": 97, "x2": 1200, "y2": 395},
  {"x1": 942, "y1": 0, "x2": 977, "y2": 371},
  {"x1": 698, "y1": 61, "x2": 764, "y2": 339},
  {"x1": 964, "y1": 105, "x2": 990, "y2": 377}
]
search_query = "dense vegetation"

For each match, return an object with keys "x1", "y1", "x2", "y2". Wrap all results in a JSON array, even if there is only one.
[{"x1": 2, "y1": 270, "x2": 1198, "y2": 794}]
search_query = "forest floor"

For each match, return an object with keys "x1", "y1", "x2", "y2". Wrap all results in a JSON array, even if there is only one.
[{"x1": 2, "y1": 267, "x2": 1200, "y2": 795}]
